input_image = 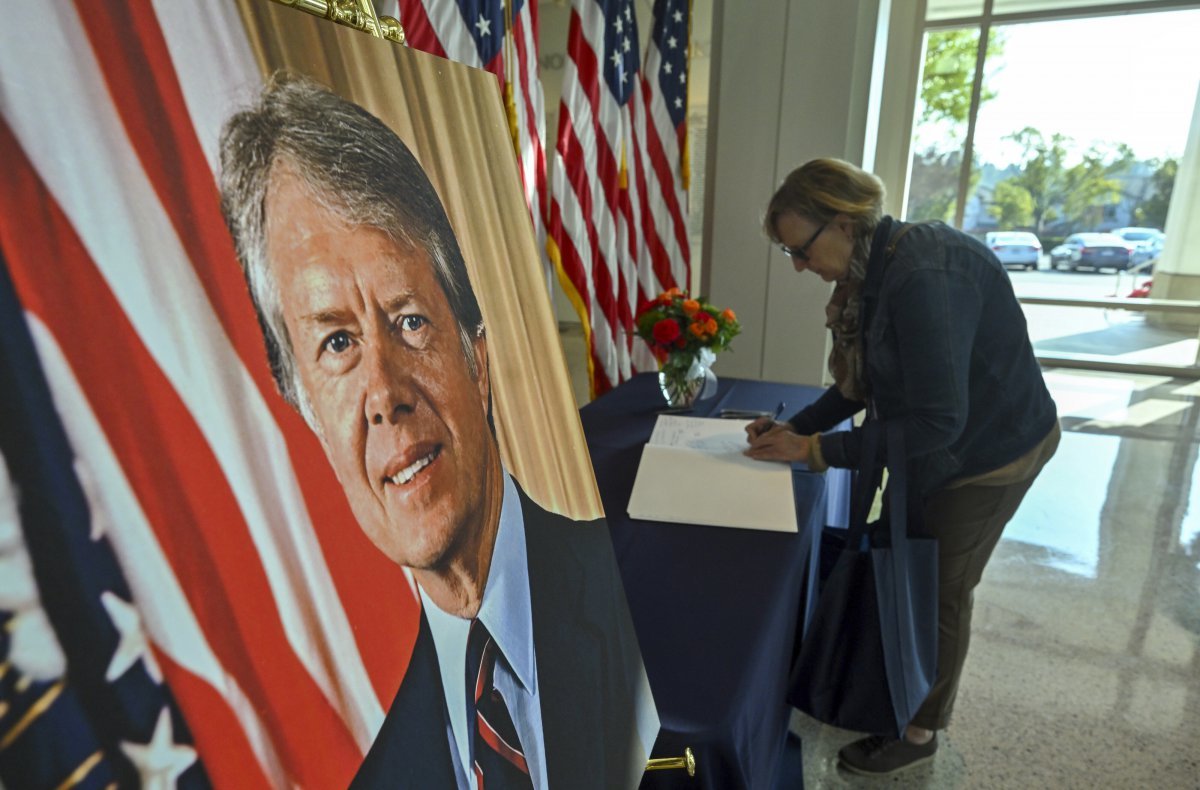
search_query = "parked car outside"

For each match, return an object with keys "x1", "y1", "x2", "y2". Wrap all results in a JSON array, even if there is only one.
[
  {"x1": 985, "y1": 230, "x2": 1042, "y2": 270},
  {"x1": 1111, "y1": 227, "x2": 1164, "y2": 265},
  {"x1": 1050, "y1": 233, "x2": 1133, "y2": 272}
]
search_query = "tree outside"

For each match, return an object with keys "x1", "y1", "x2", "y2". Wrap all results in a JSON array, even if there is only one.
[
  {"x1": 906, "y1": 28, "x2": 1003, "y2": 223},
  {"x1": 908, "y1": 18, "x2": 1189, "y2": 241},
  {"x1": 988, "y1": 129, "x2": 1134, "y2": 235}
]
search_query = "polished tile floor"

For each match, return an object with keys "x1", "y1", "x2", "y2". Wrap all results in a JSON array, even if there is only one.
[{"x1": 560, "y1": 327, "x2": 1200, "y2": 789}]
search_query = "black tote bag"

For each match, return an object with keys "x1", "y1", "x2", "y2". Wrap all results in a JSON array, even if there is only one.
[{"x1": 787, "y1": 419, "x2": 938, "y2": 737}]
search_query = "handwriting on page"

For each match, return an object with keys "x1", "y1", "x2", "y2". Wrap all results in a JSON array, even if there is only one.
[{"x1": 647, "y1": 415, "x2": 752, "y2": 455}]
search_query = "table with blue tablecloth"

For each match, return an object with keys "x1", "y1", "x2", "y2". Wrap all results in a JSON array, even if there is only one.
[{"x1": 579, "y1": 374, "x2": 850, "y2": 790}]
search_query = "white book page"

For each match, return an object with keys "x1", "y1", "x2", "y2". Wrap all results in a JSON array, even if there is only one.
[{"x1": 629, "y1": 416, "x2": 799, "y2": 532}]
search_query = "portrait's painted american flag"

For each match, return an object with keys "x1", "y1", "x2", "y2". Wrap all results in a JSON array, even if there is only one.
[
  {"x1": 548, "y1": 0, "x2": 692, "y2": 398},
  {"x1": 0, "y1": 0, "x2": 541, "y2": 786}
]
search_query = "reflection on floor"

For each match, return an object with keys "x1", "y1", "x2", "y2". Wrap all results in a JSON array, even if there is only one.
[
  {"x1": 1025, "y1": 310, "x2": 1199, "y2": 363},
  {"x1": 791, "y1": 368, "x2": 1200, "y2": 789},
  {"x1": 558, "y1": 328, "x2": 1200, "y2": 788}
]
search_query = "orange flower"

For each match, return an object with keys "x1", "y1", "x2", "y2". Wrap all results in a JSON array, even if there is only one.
[
  {"x1": 682, "y1": 299, "x2": 700, "y2": 316},
  {"x1": 657, "y1": 285, "x2": 686, "y2": 304},
  {"x1": 721, "y1": 308, "x2": 737, "y2": 322},
  {"x1": 688, "y1": 322, "x2": 709, "y2": 339},
  {"x1": 705, "y1": 318, "x2": 719, "y2": 335}
]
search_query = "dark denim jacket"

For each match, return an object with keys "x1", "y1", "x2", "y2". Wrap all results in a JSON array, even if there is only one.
[{"x1": 789, "y1": 217, "x2": 1058, "y2": 496}]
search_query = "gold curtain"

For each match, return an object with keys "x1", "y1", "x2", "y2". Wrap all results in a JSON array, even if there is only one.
[{"x1": 231, "y1": 2, "x2": 602, "y2": 519}]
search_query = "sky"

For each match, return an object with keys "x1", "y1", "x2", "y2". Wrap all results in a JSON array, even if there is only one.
[{"x1": 962, "y1": 9, "x2": 1200, "y2": 166}]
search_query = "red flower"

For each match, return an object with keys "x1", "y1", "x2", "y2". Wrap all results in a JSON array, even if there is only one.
[
  {"x1": 652, "y1": 318, "x2": 682, "y2": 346},
  {"x1": 693, "y1": 310, "x2": 712, "y2": 324}
]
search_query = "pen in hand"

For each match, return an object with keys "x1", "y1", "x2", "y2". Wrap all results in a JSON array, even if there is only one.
[{"x1": 746, "y1": 401, "x2": 789, "y2": 443}]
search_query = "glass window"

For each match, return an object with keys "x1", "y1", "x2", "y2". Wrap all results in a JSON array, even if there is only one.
[
  {"x1": 904, "y1": 27, "x2": 993, "y2": 225},
  {"x1": 963, "y1": 11, "x2": 1198, "y2": 254},
  {"x1": 992, "y1": 0, "x2": 1168, "y2": 13},
  {"x1": 926, "y1": 0, "x2": 985, "y2": 22}
]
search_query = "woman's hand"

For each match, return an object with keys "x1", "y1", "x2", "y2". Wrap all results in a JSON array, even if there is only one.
[
  {"x1": 745, "y1": 416, "x2": 790, "y2": 442},
  {"x1": 745, "y1": 422, "x2": 811, "y2": 463}
]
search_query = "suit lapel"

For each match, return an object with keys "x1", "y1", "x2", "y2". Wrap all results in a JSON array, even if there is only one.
[
  {"x1": 521, "y1": 492, "x2": 610, "y2": 789},
  {"x1": 351, "y1": 609, "x2": 458, "y2": 788}
]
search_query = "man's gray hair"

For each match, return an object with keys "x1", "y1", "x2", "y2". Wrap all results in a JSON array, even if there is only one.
[{"x1": 218, "y1": 72, "x2": 484, "y2": 424}]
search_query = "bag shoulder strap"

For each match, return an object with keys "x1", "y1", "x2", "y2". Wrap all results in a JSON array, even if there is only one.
[{"x1": 885, "y1": 221, "x2": 923, "y2": 261}]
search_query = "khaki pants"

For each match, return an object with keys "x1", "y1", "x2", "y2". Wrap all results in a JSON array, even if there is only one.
[{"x1": 909, "y1": 422, "x2": 1061, "y2": 731}]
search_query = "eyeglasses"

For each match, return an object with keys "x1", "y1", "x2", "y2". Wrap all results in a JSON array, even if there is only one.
[{"x1": 778, "y1": 222, "x2": 828, "y2": 262}]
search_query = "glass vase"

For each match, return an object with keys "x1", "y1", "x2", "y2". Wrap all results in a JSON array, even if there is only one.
[{"x1": 657, "y1": 349, "x2": 716, "y2": 409}]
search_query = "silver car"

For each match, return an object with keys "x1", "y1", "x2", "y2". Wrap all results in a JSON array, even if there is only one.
[
  {"x1": 1111, "y1": 227, "x2": 1164, "y2": 265},
  {"x1": 985, "y1": 231, "x2": 1042, "y2": 270}
]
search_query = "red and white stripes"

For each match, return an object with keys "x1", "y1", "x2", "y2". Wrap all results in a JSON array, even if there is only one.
[
  {"x1": 0, "y1": 1, "x2": 420, "y2": 785},
  {"x1": 548, "y1": 0, "x2": 691, "y2": 398}
]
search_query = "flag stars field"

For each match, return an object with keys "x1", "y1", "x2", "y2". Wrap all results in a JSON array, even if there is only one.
[
  {"x1": 100, "y1": 591, "x2": 163, "y2": 684},
  {"x1": 120, "y1": 708, "x2": 198, "y2": 790}
]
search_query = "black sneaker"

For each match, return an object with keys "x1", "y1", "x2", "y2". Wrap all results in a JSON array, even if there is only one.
[{"x1": 837, "y1": 733, "x2": 938, "y2": 776}]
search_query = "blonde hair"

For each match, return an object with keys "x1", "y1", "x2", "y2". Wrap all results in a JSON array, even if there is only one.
[{"x1": 764, "y1": 158, "x2": 886, "y2": 243}]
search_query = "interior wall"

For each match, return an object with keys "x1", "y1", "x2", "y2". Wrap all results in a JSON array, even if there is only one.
[
  {"x1": 871, "y1": 0, "x2": 927, "y2": 217},
  {"x1": 702, "y1": 0, "x2": 903, "y2": 386}
]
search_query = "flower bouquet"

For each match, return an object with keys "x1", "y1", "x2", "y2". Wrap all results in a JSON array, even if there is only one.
[{"x1": 635, "y1": 288, "x2": 741, "y2": 408}]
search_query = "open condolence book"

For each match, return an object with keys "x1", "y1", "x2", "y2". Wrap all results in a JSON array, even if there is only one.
[{"x1": 627, "y1": 415, "x2": 800, "y2": 532}]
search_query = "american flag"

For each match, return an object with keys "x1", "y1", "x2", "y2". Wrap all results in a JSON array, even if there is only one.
[
  {"x1": 548, "y1": 0, "x2": 692, "y2": 398},
  {"x1": 0, "y1": 1, "x2": 419, "y2": 786},
  {"x1": 387, "y1": 0, "x2": 552, "y2": 293},
  {"x1": 0, "y1": 257, "x2": 203, "y2": 788}
]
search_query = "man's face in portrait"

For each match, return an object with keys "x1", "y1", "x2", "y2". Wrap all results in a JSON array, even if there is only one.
[{"x1": 264, "y1": 166, "x2": 494, "y2": 571}]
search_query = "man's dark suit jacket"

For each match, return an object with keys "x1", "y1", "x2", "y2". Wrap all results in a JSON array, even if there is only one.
[{"x1": 350, "y1": 487, "x2": 653, "y2": 789}]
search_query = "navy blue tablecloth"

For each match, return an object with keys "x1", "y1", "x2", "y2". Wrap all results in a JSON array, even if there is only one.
[{"x1": 580, "y1": 374, "x2": 849, "y2": 790}]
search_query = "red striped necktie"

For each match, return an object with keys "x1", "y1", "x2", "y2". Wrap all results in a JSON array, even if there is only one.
[{"x1": 465, "y1": 619, "x2": 534, "y2": 790}]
